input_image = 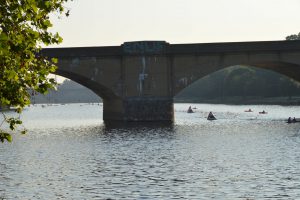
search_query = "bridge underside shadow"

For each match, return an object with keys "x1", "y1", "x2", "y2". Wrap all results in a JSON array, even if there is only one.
[
  {"x1": 174, "y1": 61, "x2": 300, "y2": 96},
  {"x1": 56, "y1": 69, "x2": 118, "y2": 100},
  {"x1": 175, "y1": 63, "x2": 300, "y2": 104},
  {"x1": 251, "y1": 62, "x2": 300, "y2": 83}
]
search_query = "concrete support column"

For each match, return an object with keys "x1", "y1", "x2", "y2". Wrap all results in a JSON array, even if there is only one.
[
  {"x1": 103, "y1": 97, "x2": 174, "y2": 122},
  {"x1": 124, "y1": 97, "x2": 174, "y2": 121},
  {"x1": 102, "y1": 98, "x2": 124, "y2": 121}
]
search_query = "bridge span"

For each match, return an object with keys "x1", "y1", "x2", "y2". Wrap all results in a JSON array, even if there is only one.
[{"x1": 42, "y1": 40, "x2": 300, "y2": 122}]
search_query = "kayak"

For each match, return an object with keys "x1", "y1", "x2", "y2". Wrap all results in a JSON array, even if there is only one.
[
  {"x1": 187, "y1": 109, "x2": 194, "y2": 113},
  {"x1": 286, "y1": 118, "x2": 300, "y2": 123},
  {"x1": 207, "y1": 116, "x2": 217, "y2": 121},
  {"x1": 259, "y1": 112, "x2": 268, "y2": 114},
  {"x1": 287, "y1": 121, "x2": 299, "y2": 123}
]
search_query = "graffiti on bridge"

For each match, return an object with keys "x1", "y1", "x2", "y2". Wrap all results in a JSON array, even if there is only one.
[{"x1": 123, "y1": 41, "x2": 166, "y2": 54}]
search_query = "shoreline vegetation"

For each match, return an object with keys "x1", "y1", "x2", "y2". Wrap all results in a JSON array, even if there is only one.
[
  {"x1": 174, "y1": 96, "x2": 300, "y2": 105},
  {"x1": 0, "y1": 106, "x2": 10, "y2": 111}
]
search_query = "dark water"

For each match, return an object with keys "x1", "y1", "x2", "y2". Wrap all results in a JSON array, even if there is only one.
[{"x1": 1, "y1": 103, "x2": 300, "y2": 199}]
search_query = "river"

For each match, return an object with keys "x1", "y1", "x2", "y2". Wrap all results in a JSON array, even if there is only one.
[{"x1": 1, "y1": 103, "x2": 300, "y2": 199}]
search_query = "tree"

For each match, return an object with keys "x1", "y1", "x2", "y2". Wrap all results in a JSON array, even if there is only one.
[
  {"x1": 0, "y1": 0, "x2": 70, "y2": 142},
  {"x1": 286, "y1": 32, "x2": 300, "y2": 40}
]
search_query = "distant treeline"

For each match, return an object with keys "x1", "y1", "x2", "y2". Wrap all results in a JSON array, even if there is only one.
[
  {"x1": 31, "y1": 66, "x2": 300, "y2": 105},
  {"x1": 31, "y1": 80, "x2": 101, "y2": 104},
  {"x1": 175, "y1": 66, "x2": 300, "y2": 104}
]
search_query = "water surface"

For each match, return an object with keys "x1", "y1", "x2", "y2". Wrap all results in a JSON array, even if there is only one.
[{"x1": 1, "y1": 103, "x2": 300, "y2": 199}]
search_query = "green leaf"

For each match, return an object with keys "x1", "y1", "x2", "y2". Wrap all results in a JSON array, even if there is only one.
[
  {"x1": 0, "y1": 33, "x2": 8, "y2": 41},
  {"x1": 51, "y1": 58, "x2": 58, "y2": 63},
  {"x1": 6, "y1": 134, "x2": 12, "y2": 143}
]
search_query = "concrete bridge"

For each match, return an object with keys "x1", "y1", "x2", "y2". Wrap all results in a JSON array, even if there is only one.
[{"x1": 42, "y1": 40, "x2": 300, "y2": 122}]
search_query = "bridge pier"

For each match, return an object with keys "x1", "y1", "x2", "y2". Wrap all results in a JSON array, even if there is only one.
[{"x1": 103, "y1": 97, "x2": 174, "y2": 122}]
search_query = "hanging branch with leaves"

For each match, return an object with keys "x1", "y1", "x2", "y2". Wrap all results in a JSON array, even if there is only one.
[{"x1": 0, "y1": 0, "x2": 71, "y2": 142}]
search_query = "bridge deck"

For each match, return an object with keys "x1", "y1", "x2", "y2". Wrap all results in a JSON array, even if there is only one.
[{"x1": 42, "y1": 40, "x2": 300, "y2": 57}]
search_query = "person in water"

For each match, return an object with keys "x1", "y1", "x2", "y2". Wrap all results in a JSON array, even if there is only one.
[
  {"x1": 293, "y1": 117, "x2": 297, "y2": 123},
  {"x1": 288, "y1": 117, "x2": 292, "y2": 123}
]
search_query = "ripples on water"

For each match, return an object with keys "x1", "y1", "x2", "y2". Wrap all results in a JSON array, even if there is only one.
[{"x1": 1, "y1": 103, "x2": 300, "y2": 199}]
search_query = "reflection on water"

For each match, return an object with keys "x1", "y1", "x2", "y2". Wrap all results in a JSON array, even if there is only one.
[{"x1": 1, "y1": 103, "x2": 300, "y2": 199}]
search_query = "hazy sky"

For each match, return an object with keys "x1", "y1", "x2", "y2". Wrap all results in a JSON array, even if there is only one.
[{"x1": 50, "y1": 0, "x2": 300, "y2": 47}]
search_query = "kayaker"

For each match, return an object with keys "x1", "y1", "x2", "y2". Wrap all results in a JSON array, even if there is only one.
[
  {"x1": 187, "y1": 106, "x2": 194, "y2": 113},
  {"x1": 207, "y1": 111, "x2": 216, "y2": 120}
]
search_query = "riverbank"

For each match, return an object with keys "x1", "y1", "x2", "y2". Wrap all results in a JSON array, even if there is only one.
[{"x1": 174, "y1": 96, "x2": 300, "y2": 105}]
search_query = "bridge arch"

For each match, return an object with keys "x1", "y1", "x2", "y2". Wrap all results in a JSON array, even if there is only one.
[
  {"x1": 52, "y1": 68, "x2": 125, "y2": 122},
  {"x1": 175, "y1": 65, "x2": 300, "y2": 104},
  {"x1": 246, "y1": 61, "x2": 300, "y2": 83},
  {"x1": 173, "y1": 60, "x2": 300, "y2": 96},
  {"x1": 54, "y1": 68, "x2": 120, "y2": 101}
]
